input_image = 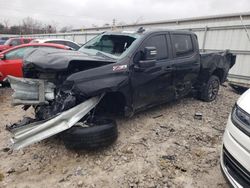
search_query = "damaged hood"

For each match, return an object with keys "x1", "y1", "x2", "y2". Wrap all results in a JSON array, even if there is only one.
[{"x1": 23, "y1": 48, "x2": 116, "y2": 71}]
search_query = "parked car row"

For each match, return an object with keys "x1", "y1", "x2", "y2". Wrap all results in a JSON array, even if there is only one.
[
  {"x1": 31, "y1": 38, "x2": 81, "y2": 50},
  {"x1": 0, "y1": 37, "x2": 10, "y2": 45},
  {"x1": 0, "y1": 38, "x2": 33, "y2": 52},
  {"x1": 0, "y1": 43, "x2": 71, "y2": 83},
  {"x1": 0, "y1": 37, "x2": 81, "y2": 52},
  {"x1": 0, "y1": 37, "x2": 81, "y2": 85}
]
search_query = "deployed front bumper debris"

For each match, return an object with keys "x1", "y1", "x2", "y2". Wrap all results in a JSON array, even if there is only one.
[
  {"x1": 9, "y1": 96, "x2": 101, "y2": 150},
  {"x1": 7, "y1": 76, "x2": 103, "y2": 150},
  {"x1": 7, "y1": 75, "x2": 55, "y2": 105}
]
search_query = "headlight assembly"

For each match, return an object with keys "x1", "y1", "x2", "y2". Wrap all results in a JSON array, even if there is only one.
[{"x1": 231, "y1": 104, "x2": 250, "y2": 136}]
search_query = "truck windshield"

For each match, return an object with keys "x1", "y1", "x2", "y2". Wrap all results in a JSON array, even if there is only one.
[{"x1": 79, "y1": 33, "x2": 140, "y2": 59}]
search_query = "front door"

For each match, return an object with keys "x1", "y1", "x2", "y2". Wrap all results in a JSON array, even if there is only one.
[{"x1": 131, "y1": 33, "x2": 175, "y2": 111}]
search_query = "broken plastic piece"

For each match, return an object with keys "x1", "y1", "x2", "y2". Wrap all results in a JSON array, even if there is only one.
[
  {"x1": 7, "y1": 75, "x2": 55, "y2": 105},
  {"x1": 10, "y1": 95, "x2": 102, "y2": 150},
  {"x1": 194, "y1": 112, "x2": 203, "y2": 120}
]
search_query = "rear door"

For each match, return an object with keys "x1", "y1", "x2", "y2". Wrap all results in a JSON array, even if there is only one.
[
  {"x1": 131, "y1": 33, "x2": 175, "y2": 110},
  {"x1": 170, "y1": 32, "x2": 200, "y2": 98}
]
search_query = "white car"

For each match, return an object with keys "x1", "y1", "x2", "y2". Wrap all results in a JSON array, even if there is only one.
[
  {"x1": 30, "y1": 39, "x2": 80, "y2": 50},
  {"x1": 221, "y1": 89, "x2": 250, "y2": 187}
]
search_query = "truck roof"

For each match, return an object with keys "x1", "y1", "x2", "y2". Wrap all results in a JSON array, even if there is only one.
[{"x1": 104, "y1": 28, "x2": 195, "y2": 37}]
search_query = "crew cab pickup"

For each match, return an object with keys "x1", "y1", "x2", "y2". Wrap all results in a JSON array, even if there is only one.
[{"x1": 6, "y1": 29, "x2": 236, "y2": 150}]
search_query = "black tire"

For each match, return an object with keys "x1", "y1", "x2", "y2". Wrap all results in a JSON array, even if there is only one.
[
  {"x1": 201, "y1": 75, "x2": 220, "y2": 102},
  {"x1": 61, "y1": 118, "x2": 118, "y2": 150}
]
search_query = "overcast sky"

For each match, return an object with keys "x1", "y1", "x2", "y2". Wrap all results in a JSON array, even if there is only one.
[{"x1": 0, "y1": 0, "x2": 249, "y2": 29}]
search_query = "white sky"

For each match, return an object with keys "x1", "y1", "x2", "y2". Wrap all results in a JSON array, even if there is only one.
[{"x1": 0, "y1": 0, "x2": 249, "y2": 29}]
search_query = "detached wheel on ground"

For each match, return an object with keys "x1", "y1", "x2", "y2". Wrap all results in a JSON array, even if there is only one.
[
  {"x1": 200, "y1": 75, "x2": 220, "y2": 102},
  {"x1": 61, "y1": 117, "x2": 118, "y2": 150}
]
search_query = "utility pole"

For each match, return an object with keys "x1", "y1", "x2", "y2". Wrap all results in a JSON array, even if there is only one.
[{"x1": 112, "y1": 19, "x2": 116, "y2": 30}]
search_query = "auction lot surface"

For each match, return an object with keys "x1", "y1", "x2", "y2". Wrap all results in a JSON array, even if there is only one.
[{"x1": 0, "y1": 85, "x2": 239, "y2": 188}]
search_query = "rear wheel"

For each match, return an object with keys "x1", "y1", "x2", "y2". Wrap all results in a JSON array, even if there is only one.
[
  {"x1": 201, "y1": 75, "x2": 220, "y2": 102},
  {"x1": 61, "y1": 117, "x2": 118, "y2": 150}
]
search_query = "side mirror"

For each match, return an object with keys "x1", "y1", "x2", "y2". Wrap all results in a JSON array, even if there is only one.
[
  {"x1": 138, "y1": 47, "x2": 157, "y2": 68},
  {"x1": 144, "y1": 46, "x2": 157, "y2": 60},
  {"x1": 0, "y1": 53, "x2": 5, "y2": 60}
]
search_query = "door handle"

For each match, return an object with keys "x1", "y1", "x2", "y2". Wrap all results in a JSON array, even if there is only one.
[{"x1": 134, "y1": 65, "x2": 144, "y2": 72}]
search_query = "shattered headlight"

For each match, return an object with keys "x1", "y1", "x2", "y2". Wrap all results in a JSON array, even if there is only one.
[{"x1": 231, "y1": 104, "x2": 250, "y2": 136}]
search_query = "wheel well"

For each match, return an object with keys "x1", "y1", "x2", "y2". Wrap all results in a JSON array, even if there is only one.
[
  {"x1": 97, "y1": 92, "x2": 126, "y2": 115},
  {"x1": 212, "y1": 68, "x2": 225, "y2": 83}
]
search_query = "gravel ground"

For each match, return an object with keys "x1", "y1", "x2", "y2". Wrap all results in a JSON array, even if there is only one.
[{"x1": 0, "y1": 84, "x2": 240, "y2": 188}]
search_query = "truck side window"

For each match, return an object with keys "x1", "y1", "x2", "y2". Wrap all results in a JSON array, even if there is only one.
[
  {"x1": 171, "y1": 34, "x2": 193, "y2": 57},
  {"x1": 144, "y1": 35, "x2": 168, "y2": 60}
]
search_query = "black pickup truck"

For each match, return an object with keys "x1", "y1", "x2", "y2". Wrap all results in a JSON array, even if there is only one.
[{"x1": 7, "y1": 29, "x2": 236, "y2": 150}]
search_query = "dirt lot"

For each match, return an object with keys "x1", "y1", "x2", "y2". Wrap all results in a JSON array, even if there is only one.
[{"x1": 0, "y1": 84, "x2": 240, "y2": 188}]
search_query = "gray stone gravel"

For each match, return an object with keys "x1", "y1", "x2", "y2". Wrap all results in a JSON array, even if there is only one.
[{"x1": 0, "y1": 84, "x2": 239, "y2": 188}]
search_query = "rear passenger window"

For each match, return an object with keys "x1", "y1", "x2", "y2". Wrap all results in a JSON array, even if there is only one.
[
  {"x1": 144, "y1": 35, "x2": 168, "y2": 60},
  {"x1": 171, "y1": 34, "x2": 193, "y2": 57}
]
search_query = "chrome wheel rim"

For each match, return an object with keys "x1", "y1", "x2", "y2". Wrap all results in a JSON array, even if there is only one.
[{"x1": 208, "y1": 80, "x2": 219, "y2": 100}]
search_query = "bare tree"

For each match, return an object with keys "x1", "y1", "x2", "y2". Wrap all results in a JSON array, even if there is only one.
[
  {"x1": 22, "y1": 17, "x2": 43, "y2": 34},
  {"x1": 0, "y1": 23, "x2": 4, "y2": 33},
  {"x1": 3, "y1": 19, "x2": 9, "y2": 29},
  {"x1": 0, "y1": 17, "x2": 62, "y2": 34},
  {"x1": 60, "y1": 25, "x2": 73, "y2": 33},
  {"x1": 92, "y1": 24, "x2": 99, "y2": 28},
  {"x1": 117, "y1": 21, "x2": 126, "y2": 26},
  {"x1": 133, "y1": 16, "x2": 144, "y2": 25},
  {"x1": 49, "y1": 21, "x2": 58, "y2": 33},
  {"x1": 103, "y1": 23, "x2": 110, "y2": 27}
]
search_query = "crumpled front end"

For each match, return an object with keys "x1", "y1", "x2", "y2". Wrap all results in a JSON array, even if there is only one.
[
  {"x1": 6, "y1": 75, "x2": 102, "y2": 150},
  {"x1": 6, "y1": 48, "x2": 128, "y2": 150}
]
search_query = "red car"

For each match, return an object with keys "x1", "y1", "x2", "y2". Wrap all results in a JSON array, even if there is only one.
[
  {"x1": 0, "y1": 43, "x2": 70, "y2": 83},
  {"x1": 0, "y1": 38, "x2": 33, "y2": 52}
]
